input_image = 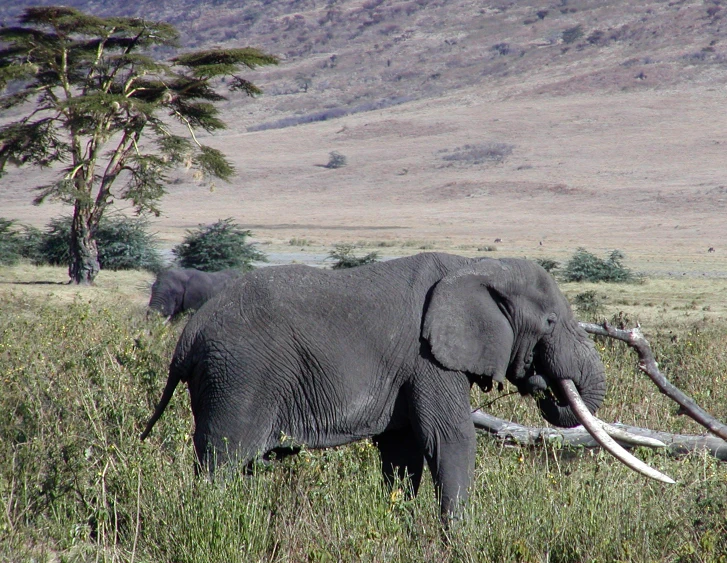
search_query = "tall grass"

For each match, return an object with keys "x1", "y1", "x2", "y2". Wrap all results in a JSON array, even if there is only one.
[{"x1": 0, "y1": 272, "x2": 726, "y2": 562}]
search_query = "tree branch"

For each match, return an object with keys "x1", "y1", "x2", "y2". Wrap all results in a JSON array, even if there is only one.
[
  {"x1": 580, "y1": 322, "x2": 727, "y2": 442},
  {"x1": 472, "y1": 410, "x2": 727, "y2": 460}
]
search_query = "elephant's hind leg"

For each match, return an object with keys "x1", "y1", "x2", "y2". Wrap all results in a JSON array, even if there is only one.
[
  {"x1": 372, "y1": 427, "x2": 425, "y2": 497},
  {"x1": 192, "y1": 398, "x2": 276, "y2": 476}
]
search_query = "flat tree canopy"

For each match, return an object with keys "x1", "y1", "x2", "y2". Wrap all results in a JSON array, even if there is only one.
[{"x1": 0, "y1": 6, "x2": 277, "y2": 284}]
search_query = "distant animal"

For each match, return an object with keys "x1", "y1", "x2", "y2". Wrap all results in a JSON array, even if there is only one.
[
  {"x1": 494, "y1": 238, "x2": 503, "y2": 243},
  {"x1": 708, "y1": 247, "x2": 716, "y2": 253},
  {"x1": 147, "y1": 268, "x2": 242, "y2": 321},
  {"x1": 141, "y1": 253, "x2": 669, "y2": 522}
]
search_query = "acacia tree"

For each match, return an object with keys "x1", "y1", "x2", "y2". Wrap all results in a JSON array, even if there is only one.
[{"x1": 0, "y1": 7, "x2": 277, "y2": 284}]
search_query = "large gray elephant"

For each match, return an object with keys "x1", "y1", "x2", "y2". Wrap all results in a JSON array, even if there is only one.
[
  {"x1": 147, "y1": 268, "x2": 242, "y2": 320},
  {"x1": 141, "y1": 252, "x2": 669, "y2": 521}
]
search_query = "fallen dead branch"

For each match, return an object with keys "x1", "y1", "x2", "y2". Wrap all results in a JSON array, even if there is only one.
[
  {"x1": 471, "y1": 410, "x2": 727, "y2": 461},
  {"x1": 470, "y1": 321, "x2": 727, "y2": 461},
  {"x1": 579, "y1": 322, "x2": 727, "y2": 442}
]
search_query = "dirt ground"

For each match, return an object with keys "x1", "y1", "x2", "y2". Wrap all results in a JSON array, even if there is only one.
[{"x1": 3, "y1": 82, "x2": 727, "y2": 277}]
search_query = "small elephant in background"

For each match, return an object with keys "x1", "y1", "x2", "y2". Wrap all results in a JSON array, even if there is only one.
[{"x1": 148, "y1": 268, "x2": 242, "y2": 321}]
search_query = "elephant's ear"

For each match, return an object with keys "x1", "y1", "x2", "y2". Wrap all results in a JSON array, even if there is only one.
[{"x1": 422, "y1": 273, "x2": 514, "y2": 381}]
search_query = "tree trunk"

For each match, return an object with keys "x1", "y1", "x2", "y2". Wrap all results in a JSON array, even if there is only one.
[{"x1": 69, "y1": 205, "x2": 100, "y2": 285}]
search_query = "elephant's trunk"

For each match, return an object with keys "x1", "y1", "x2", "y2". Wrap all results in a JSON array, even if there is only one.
[
  {"x1": 148, "y1": 295, "x2": 172, "y2": 318},
  {"x1": 534, "y1": 334, "x2": 606, "y2": 428}
]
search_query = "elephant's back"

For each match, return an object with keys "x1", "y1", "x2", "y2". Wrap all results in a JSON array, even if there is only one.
[{"x1": 171, "y1": 253, "x2": 473, "y2": 374}]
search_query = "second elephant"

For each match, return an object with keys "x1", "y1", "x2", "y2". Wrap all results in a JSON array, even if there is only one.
[{"x1": 148, "y1": 268, "x2": 242, "y2": 320}]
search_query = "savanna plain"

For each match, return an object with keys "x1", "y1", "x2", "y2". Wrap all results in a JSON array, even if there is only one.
[{"x1": 3, "y1": 0, "x2": 727, "y2": 561}]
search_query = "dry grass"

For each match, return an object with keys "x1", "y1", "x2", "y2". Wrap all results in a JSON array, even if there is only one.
[
  {"x1": 0, "y1": 263, "x2": 154, "y2": 306},
  {"x1": 1, "y1": 264, "x2": 726, "y2": 562}
]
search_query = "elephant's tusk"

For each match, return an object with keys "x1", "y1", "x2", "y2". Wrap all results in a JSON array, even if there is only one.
[
  {"x1": 600, "y1": 422, "x2": 667, "y2": 449},
  {"x1": 558, "y1": 380, "x2": 676, "y2": 484}
]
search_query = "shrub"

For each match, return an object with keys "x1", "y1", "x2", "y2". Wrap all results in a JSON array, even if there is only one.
[
  {"x1": 327, "y1": 244, "x2": 378, "y2": 269},
  {"x1": 0, "y1": 218, "x2": 25, "y2": 265},
  {"x1": 325, "y1": 151, "x2": 347, "y2": 169},
  {"x1": 572, "y1": 290, "x2": 605, "y2": 320},
  {"x1": 439, "y1": 142, "x2": 514, "y2": 166},
  {"x1": 561, "y1": 248, "x2": 635, "y2": 283},
  {"x1": 98, "y1": 215, "x2": 165, "y2": 272},
  {"x1": 562, "y1": 25, "x2": 584, "y2": 44},
  {"x1": 535, "y1": 257, "x2": 560, "y2": 273},
  {"x1": 17, "y1": 224, "x2": 44, "y2": 263},
  {"x1": 173, "y1": 218, "x2": 266, "y2": 271},
  {"x1": 33, "y1": 214, "x2": 164, "y2": 272}
]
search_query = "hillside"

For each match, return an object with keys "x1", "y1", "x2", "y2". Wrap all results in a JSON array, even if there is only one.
[
  {"x1": 2, "y1": 1, "x2": 727, "y2": 276},
  {"x1": 6, "y1": 0, "x2": 727, "y2": 121}
]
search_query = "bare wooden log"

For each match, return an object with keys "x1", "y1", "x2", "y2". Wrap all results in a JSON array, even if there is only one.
[
  {"x1": 472, "y1": 410, "x2": 727, "y2": 461},
  {"x1": 579, "y1": 321, "x2": 727, "y2": 442}
]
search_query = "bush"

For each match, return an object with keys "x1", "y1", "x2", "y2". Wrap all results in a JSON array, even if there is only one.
[
  {"x1": 561, "y1": 248, "x2": 635, "y2": 283},
  {"x1": 438, "y1": 142, "x2": 514, "y2": 166},
  {"x1": 173, "y1": 218, "x2": 266, "y2": 271},
  {"x1": 572, "y1": 290, "x2": 605, "y2": 320},
  {"x1": 0, "y1": 218, "x2": 25, "y2": 265},
  {"x1": 33, "y1": 214, "x2": 164, "y2": 272},
  {"x1": 98, "y1": 215, "x2": 165, "y2": 272},
  {"x1": 562, "y1": 25, "x2": 584, "y2": 44},
  {"x1": 535, "y1": 257, "x2": 560, "y2": 273},
  {"x1": 327, "y1": 244, "x2": 379, "y2": 269},
  {"x1": 325, "y1": 151, "x2": 347, "y2": 169}
]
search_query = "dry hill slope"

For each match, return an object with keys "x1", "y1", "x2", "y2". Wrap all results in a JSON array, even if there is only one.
[{"x1": 2, "y1": 1, "x2": 727, "y2": 275}]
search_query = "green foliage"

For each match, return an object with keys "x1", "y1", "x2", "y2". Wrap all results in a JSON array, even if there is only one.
[
  {"x1": 572, "y1": 290, "x2": 606, "y2": 320},
  {"x1": 0, "y1": 6, "x2": 277, "y2": 283},
  {"x1": 325, "y1": 151, "x2": 347, "y2": 169},
  {"x1": 172, "y1": 218, "x2": 266, "y2": 271},
  {"x1": 535, "y1": 257, "x2": 560, "y2": 273},
  {"x1": 33, "y1": 215, "x2": 163, "y2": 271},
  {"x1": 0, "y1": 219, "x2": 24, "y2": 266},
  {"x1": 1, "y1": 285, "x2": 727, "y2": 561},
  {"x1": 328, "y1": 244, "x2": 379, "y2": 269},
  {"x1": 561, "y1": 248, "x2": 636, "y2": 283}
]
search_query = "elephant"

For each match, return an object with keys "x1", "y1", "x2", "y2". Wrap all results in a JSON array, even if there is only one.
[
  {"x1": 147, "y1": 268, "x2": 242, "y2": 321},
  {"x1": 141, "y1": 252, "x2": 671, "y2": 521}
]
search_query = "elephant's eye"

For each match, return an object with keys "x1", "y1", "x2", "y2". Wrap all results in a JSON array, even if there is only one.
[{"x1": 545, "y1": 313, "x2": 557, "y2": 333}]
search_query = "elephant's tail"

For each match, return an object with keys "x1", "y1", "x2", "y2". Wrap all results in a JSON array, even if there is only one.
[{"x1": 140, "y1": 371, "x2": 181, "y2": 441}]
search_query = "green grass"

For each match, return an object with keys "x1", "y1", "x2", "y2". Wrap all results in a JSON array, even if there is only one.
[{"x1": 0, "y1": 265, "x2": 726, "y2": 562}]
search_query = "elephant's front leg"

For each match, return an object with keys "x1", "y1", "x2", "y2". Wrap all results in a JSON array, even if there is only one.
[
  {"x1": 428, "y1": 430, "x2": 476, "y2": 522},
  {"x1": 409, "y1": 372, "x2": 476, "y2": 523}
]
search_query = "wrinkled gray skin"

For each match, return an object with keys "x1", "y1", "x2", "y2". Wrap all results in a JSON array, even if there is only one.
[
  {"x1": 148, "y1": 268, "x2": 242, "y2": 320},
  {"x1": 142, "y1": 253, "x2": 606, "y2": 521}
]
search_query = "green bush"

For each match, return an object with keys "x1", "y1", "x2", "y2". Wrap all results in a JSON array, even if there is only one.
[
  {"x1": 33, "y1": 214, "x2": 164, "y2": 272},
  {"x1": 0, "y1": 218, "x2": 25, "y2": 265},
  {"x1": 572, "y1": 290, "x2": 605, "y2": 320},
  {"x1": 535, "y1": 257, "x2": 560, "y2": 273},
  {"x1": 561, "y1": 248, "x2": 635, "y2": 283},
  {"x1": 172, "y1": 218, "x2": 266, "y2": 271},
  {"x1": 328, "y1": 244, "x2": 379, "y2": 269}
]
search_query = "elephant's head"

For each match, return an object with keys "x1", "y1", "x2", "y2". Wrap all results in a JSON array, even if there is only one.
[
  {"x1": 148, "y1": 269, "x2": 193, "y2": 320},
  {"x1": 422, "y1": 258, "x2": 605, "y2": 428}
]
